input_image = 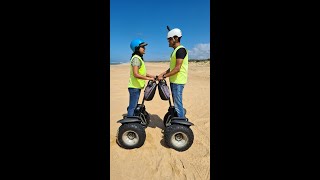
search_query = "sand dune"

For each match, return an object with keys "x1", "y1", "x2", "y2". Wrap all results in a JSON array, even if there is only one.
[{"x1": 110, "y1": 61, "x2": 210, "y2": 180}]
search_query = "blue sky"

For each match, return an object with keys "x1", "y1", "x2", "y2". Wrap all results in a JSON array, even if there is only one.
[{"x1": 110, "y1": 0, "x2": 210, "y2": 63}]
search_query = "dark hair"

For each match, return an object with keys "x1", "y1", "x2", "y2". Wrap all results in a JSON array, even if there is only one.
[{"x1": 131, "y1": 49, "x2": 144, "y2": 60}]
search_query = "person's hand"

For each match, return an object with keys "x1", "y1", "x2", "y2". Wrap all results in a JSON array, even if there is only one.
[
  {"x1": 148, "y1": 77, "x2": 155, "y2": 81},
  {"x1": 151, "y1": 75, "x2": 158, "y2": 81},
  {"x1": 153, "y1": 75, "x2": 158, "y2": 79},
  {"x1": 157, "y1": 75, "x2": 163, "y2": 80}
]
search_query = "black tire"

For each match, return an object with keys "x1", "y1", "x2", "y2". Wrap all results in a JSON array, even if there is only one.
[
  {"x1": 164, "y1": 124, "x2": 194, "y2": 152},
  {"x1": 116, "y1": 123, "x2": 146, "y2": 149}
]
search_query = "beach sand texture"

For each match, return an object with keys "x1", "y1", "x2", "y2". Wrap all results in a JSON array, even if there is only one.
[{"x1": 110, "y1": 61, "x2": 210, "y2": 180}]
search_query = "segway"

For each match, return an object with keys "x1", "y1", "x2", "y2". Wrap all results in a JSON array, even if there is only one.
[
  {"x1": 116, "y1": 78, "x2": 158, "y2": 149},
  {"x1": 158, "y1": 79, "x2": 194, "y2": 152}
]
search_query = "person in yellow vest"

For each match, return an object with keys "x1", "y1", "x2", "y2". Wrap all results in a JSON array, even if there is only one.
[
  {"x1": 157, "y1": 28, "x2": 188, "y2": 118},
  {"x1": 127, "y1": 38, "x2": 156, "y2": 116}
]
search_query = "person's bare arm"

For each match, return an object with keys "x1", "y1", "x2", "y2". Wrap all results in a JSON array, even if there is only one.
[
  {"x1": 133, "y1": 66, "x2": 154, "y2": 80},
  {"x1": 158, "y1": 68, "x2": 170, "y2": 78},
  {"x1": 146, "y1": 73, "x2": 156, "y2": 78},
  {"x1": 158, "y1": 59, "x2": 183, "y2": 80}
]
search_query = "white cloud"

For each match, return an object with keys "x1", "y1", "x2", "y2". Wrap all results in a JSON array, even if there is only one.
[{"x1": 188, "y1": 43, "x2": 210, "y2": 59}]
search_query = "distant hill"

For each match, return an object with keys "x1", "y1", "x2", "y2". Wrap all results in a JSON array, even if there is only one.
[
  {"x1": 189, "y1": 59, "x2": 210, "y2": 62},
  {"x1": 145, "y1": 58, "x2": 210, "y2": 63}
]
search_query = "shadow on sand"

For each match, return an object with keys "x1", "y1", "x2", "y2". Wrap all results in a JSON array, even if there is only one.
[
  {"x1": 149, "y1": 114, "x2": 170, "y2": 149},
  {"x1": 148, "y1": 114, "x2": 165, "y2": 130}
]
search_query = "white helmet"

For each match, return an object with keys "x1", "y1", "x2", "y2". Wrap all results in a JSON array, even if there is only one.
[{"x1": 167, "y1": 28, "x2": 182, "y2": 38}]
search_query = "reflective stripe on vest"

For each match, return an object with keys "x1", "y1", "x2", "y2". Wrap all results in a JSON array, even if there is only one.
[
  {"x1": 128, "y1": 55, "x2": 146, "y2": 89},
  {"x1": 169, "y1": 45, "x2": 188, "y2": 84}
]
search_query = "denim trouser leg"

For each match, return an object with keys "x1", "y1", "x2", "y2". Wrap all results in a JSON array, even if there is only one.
[
  {"x1": 170, "y1": 83, "x2": 185, "y2": 118},
  {"x1": 127, "y1": 88, "x2": 141, "y2": 116}
]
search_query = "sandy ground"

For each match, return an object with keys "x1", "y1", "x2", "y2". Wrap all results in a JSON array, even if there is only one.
[{"x1": 110, "y1": 61, "x2": 210, "y2": 180}]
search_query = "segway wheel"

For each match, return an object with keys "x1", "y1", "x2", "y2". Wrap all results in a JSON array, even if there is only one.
[
  {"x1": 164, "y1": 124, "x2": 194, "y2": 152},
  {"x1": 117, "y1": 123, "x2": 146, "y2": 149}
]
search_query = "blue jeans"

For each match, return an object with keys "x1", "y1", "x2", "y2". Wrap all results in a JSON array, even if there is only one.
[
  {"x1": 127, "y1": 88, "x2": 141, "y2": 116},
  {"x1": 170, "y1": 83, "x2": 185, "y2": 118}
]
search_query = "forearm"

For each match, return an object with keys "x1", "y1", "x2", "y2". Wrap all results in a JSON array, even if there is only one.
[
  {"x1": 159, "y1": 68, "x2": 170, "y2": 77},
  {"x1": 163, "y1": 67, "x2": 180, "y2": 77},
  {"x1": 146, "y1": 73, "x2": 155, "y2": 78},
  {"x1": 132, "y1": 65, "x2": 153, "y2": 80},
  {"x1": 134, "y1": 73, "x2": 152, "y2": 80}
]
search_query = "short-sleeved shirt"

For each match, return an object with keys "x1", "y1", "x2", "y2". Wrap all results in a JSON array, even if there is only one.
[
  {"x1": 170, "y1": 48, "x2": 187, "y2": 60},
  {"x1": 131, "y1": 57, "x2": 141, "y2": 68},
  {"x1": 176, "y1": 48, "x2": 187, "y2": 59}
]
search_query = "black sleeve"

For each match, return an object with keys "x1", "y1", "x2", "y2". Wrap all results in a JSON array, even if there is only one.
[{"x1": 176, "y1": 48, "x2": 187, "y2": 59}]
